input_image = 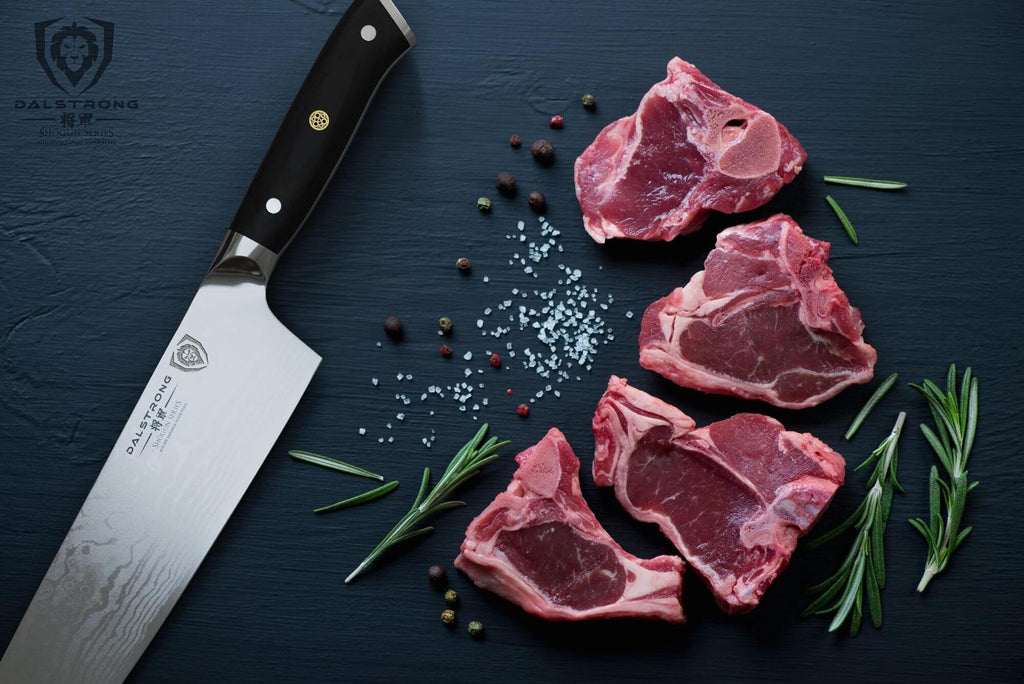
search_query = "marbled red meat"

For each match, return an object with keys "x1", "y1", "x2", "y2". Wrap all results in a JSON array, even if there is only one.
[
  {"x1": 639, "y1": 214, "x2": 877, "y2": 408},
  {"x1": 574, "y1": 58, "x2": 806, "y2": 243},
  {"x1": 592, "y1": 377, "x2": 845, "y2": 614},
  {"x1": 455, "y1": 427, "x2": 685, "y2": 622}
]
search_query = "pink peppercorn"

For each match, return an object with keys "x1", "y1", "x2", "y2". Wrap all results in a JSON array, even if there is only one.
[
  {"x1": 549, "y1": 115, "x2": 564, "y2": 129},
  {"x1": 489, "y1": 353, "x2": 501, "y2": 368},
  {"x1": 516, "y1": 404, "x2": 529, "y2": 417}
]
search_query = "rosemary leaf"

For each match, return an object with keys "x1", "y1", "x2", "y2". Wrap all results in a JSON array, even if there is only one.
[
  {"x1": 344, "y1": 424, "x2": 509, "y2": 584},
  {"x1": 825, "y1": 195, "x2": 858, "y2": 245},
  {"x1": 314, "y1": 480, "x2": 399, "y2": 514},
  {"x1": 845, "y1": 372, "x2": 898, "y2": 440},
  {"x1": 823, "y1": 176, "x2": 907, "y2": 190},
  {"x1": 910, "y1": 366, "x2": 980, "y2": 592},
  {"x1": 289, "y1": 450, "x2": 384, "y2": 481},
  {"x1": 804, "y1": 412, "x2": 905, "y2": 636}
]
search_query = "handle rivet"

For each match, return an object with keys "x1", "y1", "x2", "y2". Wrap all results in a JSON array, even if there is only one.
[
  {"x1": 265, "y1": 198, "x2": 282, "y2": 214},
  {"x1": 360, "y1": 24, "x2": 376, "y2": 41},
  {"x1": 309, "y1": 110, "x2": 330, "y2": 131}
]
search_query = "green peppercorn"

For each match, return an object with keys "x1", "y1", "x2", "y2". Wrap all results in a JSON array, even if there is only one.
[
  {"x1": 456, "y1": 257, "x2": 471, "y2": 273},
  {"x1": 444, "y1": 589, "x2": 459, "y2": 607},
  {"x1": 441, "y1": 609, "x2": 456, "y2": 627},
  {"x1": 581, "y1": 93, "x2": 596, "y2": 110},
  {"x1": 528, "y1": 191, "x2": 546, "y2": 213},
  {"x1": 467, "y1": 620, "x2": 484, "y2": 638},
  {"x1": 495, "y1": 172, "x2": 516, "y2": 197},
  {"x1": 476, "y1": 197, "x2": 492, "y2": 213},
  {"x1": 428, "y1": 564, "x2": 447, "y2": 587},
  {"x1": 530, "y1": 139, "x2": 554, "y2": 166},
  {"x1": 438, "y1": 317, "x2": 453, "y2": 334}
]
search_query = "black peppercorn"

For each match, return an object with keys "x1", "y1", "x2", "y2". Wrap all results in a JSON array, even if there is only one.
[
  {"x1": 383, "y1": 316, "x2": 403, "y2": 341},
  {"x1": 476, "y1": 197, "x2": 492, "y2": 213},
  {"x1": 428, "y1": 564, "x2": 447, "y2": 587},
  {"x1": 509, "y1": 134, "x2": 522, "y2": 148},
  {"x1": 495, "y1": 172, "x2": 516, "y2": 197},
  {"x1": 530, "y1": 139, "x2": 554, "y2": 166},
  {"x1": 527, "y1": 191, "x2": 546, "y2": 213},
  {"x1": 581, "y1": 93, "x2": 596, "y2": 110},
  {"x1": 456, "y1": 257, "x2": 471, "y2": 273}
]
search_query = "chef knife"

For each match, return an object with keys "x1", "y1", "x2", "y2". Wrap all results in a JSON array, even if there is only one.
[{"x1": 0, "y1": 1, "x2": 415, "y2": 682}]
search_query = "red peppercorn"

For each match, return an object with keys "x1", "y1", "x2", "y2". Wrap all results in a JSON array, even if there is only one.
[
  {"x1": 549, "y1": 115, "x2": 564, "y2": 129},
  {"x1": 489, "y1": 353, "x2": 501, "y2": 368},
  {"x1": 506, "y1": 388, "x2": 514, "y2": 395},
  {"x1": 440, "y1": 344, "x2": 452, "y2": 357},
  {"x1": 516, "y1": 403, "x2": 529, "y2": 417}
]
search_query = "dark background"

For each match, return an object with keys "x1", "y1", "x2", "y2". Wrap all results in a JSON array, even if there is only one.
[{"x1": 2, "y1": 1, "x2": 1023, "y2": 682}]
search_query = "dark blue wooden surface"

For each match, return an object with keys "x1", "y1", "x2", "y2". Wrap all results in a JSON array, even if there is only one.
[{"x1": 2, "y1": 1, "x2": 1023, "y2": 682}]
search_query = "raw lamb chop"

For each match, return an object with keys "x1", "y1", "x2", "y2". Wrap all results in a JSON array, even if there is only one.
[
  {"x1": 455, "y1": 427, "x2": 686, "y2": 623},
  {"x1": 574, "y1": 57, "x2": 806, "y2": 243},
  {"x1": 639, "y1": 213, "x2": 877, "y2": 409},
  {"x1": 592, "y1": 377, "x2": 845, "y2": 614}
]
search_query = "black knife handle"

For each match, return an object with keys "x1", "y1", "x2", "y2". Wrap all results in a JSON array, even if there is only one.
[{"x1": 229, "y1": 0, "x2": 415, "y2": 254}]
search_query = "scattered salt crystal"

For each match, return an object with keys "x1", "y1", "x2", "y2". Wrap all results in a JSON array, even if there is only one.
[
  {"x1": 372, "y1": 378, "x2": 379, "y2": 386},
  {"x1": 483, "y1": 276, "x2": 490, "y2": 283},
  {"x1": 397, "y1": 373, "x2": 404, "y2": 381},
  {"x1": 387, "y1": 437, "x2": 394, "y2": 443},
  {"x1": 397, "y1": 413, "x2": 405, "y2": 421},
  {"x1": 476, "y1": 319, "x2": 484, "y2": 328},
  {"x1": 625, "y1": 311, "x2": 634, "y2": 319},
  {"x1": 358, "y1": 428, "x2": 366, "y2": 435},
  {"x1": 463, "y1": 351, "x2": 473, "y2": 361}
]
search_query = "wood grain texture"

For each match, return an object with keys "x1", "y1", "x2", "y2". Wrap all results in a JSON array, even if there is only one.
[{"x1": 1, "y1": 0, "x2": 1022, "y2": 682}]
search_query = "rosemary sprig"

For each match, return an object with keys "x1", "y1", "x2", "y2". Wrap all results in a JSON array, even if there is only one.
[
  {"x1": 845, "y1": 372, "x2": 899, "y2": 440},
  {"x1": 803, "y1": 412, "x2": 906, "y2": 636},
  {"x1": 824, "y1": 176, "x2": 907, "y2": 190},
  {"x1": 908, "y1": 365, "x2": 979, "y2": 592},
  {"x1": 289, "y1": 450, "x2": 384, "y2": 481},
  {"x1": 825, "y1": 195, "x2": 858, "y2": 245},
  {"x1": 345, "y1": 424, "x2": 509, "y2": 584},
  {"x1": 315, "y1": 480, "x2": 399, "y2": 514}
]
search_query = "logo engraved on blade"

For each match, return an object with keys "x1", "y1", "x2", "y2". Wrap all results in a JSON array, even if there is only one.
[{"x1": 170, "y1": 334, "x2": 209, "y2": 371}]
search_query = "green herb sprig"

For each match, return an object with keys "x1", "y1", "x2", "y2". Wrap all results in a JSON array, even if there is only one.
[
  {"x1": 315, "y1": 480, "x2": 399, "y2": 514},
  {"x1": 825, "y1": 195, "x2": 858, "y2": 245},
  {"x1": 824, "y1": 176, "x2": 907, "y2": 190},
  {"x1": 908, "y1": 365, "x2": 979, "y2": 592},
  {"x1": 803, "y1": 412, "x2": 906, "y2": 636},
  {"x1": 345, "y1": 424, "x2": 509, "y2": 584},
  {"x1": 845, "y1": 372, "x2": 899, "y2": 440},
  {"x1": 289, "y1": 450, "x2": 384, "y2": 481}
]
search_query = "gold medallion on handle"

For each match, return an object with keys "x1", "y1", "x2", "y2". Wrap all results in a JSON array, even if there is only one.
[{"x1": 309, "y1": 110, "x2": 330, "y2": 131}]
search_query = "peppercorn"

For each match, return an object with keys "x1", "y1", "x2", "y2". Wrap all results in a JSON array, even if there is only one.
[
  {"x1": 444, "y1": 589, "x2": 459, "y2": 607},
  {"x1": 495, "y1": 172, "x2": 516, "y2": 197},
  {"x1": 441, "y1": 609, "x2": 456, "y2": 627},
  {"x1": 509, "y1": 134, "x2": 522, "y2": 148},
  {"x1": 383, "y1": 316, "x2": 403, "y2": 341},
  {"x1": 428, "y1": 564, "x2": 447, "y2": 587},
  {"x1": 516, "y1": 403, "x2": 529, "y2": 417},
  {"x1": 439, "y1": 344, "x2": 452, "y2": 357},
  {"x1": 456, "y1": 257, "x2": 471, "y2": 273},
  {"x1": 438, "y1": 316, "x2": 453, "y2": 334},
  {"x1": 476, "y1": 197, "x2": 492, "y2": 213},
  {"x1": 549, "y1": 114, "x2": 564, "y2": 129},
  {"x1": 581, "y1": 93, "x2": 596, "y2": 111},
  {"x1": 530, "y1": 139, "x2": 554, "y2": 166},
  {"x1": 467, "y1": 620, "x2": 484, "y2": 638},
  {"x1": 527, "y1": 191, "x2": 546, "y2": 213},
  {"x1": 489, "y1": 353, "x2": 501, "y2": 368}
]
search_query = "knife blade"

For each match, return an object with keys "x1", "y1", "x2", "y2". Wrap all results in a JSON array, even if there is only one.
[{"x1": 0, "y1": 2, "x2": 415, "y2": 682}]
